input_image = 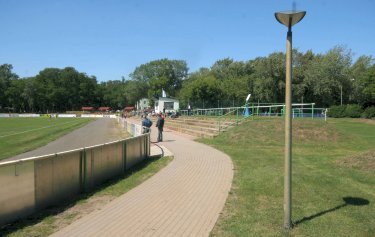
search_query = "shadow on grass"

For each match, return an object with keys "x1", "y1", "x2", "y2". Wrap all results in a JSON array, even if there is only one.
[
  {"x1": 0, "y1": 156, "x2": 165, "y2": 236},
  {"x1": 294, "y1": 197, "x2": 370, "y2": 226}
]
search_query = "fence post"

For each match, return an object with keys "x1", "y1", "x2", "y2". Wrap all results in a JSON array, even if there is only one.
[
  {"x1": 236, "y1": 108, "x2": 239, "y2": 125},
  {"x1": 80, "y1": 150, "x2": 83, "y2": 192},
  {"x1": 325, "y1": 108, "x2": 327, "y2": 122},
  {"x1": 122, "y1": 141, "x2": 127, "y2": 173},
  {"x1": 80, "y1": 148, "x2": 87, "y2": 192},
  {"x1": 312, "y1": 103, "x2": 314, "y2": 119}
]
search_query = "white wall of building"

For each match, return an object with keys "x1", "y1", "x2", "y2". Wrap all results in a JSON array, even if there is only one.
[
  {"x1": 154, "y1": 97, "x2": 179, "y2": 113},
  {"x1": 137, "y1": 98, "x2": 150, "y2": 111}
]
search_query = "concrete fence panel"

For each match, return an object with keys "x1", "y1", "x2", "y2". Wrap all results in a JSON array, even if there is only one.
[
  {"x1": 51, "y1": 151, "x2": 81, "y2": 204},
  {"x1": 0, "y1": 160, "x2": 35, "y2": 225},
  {"x1": 34, "y1": 151, "x2": 81, "y2": 210},
  {"x1": 85, "y1": 142, "x2": 123, "y2": 190},
  {"x1": 126, "y1": 136, "x2": 144, "y2": 169}
]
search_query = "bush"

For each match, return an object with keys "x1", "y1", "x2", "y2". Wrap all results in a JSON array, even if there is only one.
[
  {"x1": 344, "y1": 104, "x2": 363, "y2": 118},
  {"x1": 328, "y1": 105, "x2": 346, "y2": 118},
  {"x1": 362, "y1": 106, "x2": 375, "y2": 119}
]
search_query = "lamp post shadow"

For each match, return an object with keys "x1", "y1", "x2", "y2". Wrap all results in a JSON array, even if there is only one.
[{"x1": 294, "y1": 197, "x2": 370, "y2": 226}]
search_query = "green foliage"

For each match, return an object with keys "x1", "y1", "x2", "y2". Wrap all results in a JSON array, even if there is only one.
[
  {"x1": 328, "y1": 104, "x2": 372, "y2": 118},
  {"x1": 362, "y1": 106, "x2": 375, "y2": 118},
  {"x1": 0, "y1": 64, "x2": 19, "y2": 111},
  {"x1": 33, "y1": 67, "x2": 101, "y2": 112},
  {"x1": 344, "y1": 104, "x2": 363, "y2": 118},
  {"x1": 180, "y1": 58, "x2": 255, "y2": 108},
  {"x1": 130, "y1": 59, "x2": 188, "y2": 101},
  {"x1": 99, "y1": 80, "x2": 127, "y2": 109},
  {"x1": 358, "y1": 64, "x2": 375, "y2": 107},
  {"x1": 327, "y1": 105, "x2": 346, "y2": 118},
  {"x1": 303, "y1": 46, "x2": 353, "y2": 107},
  {"x1": 328, "y1": 104, "x2": 364, "y2": 118},
  {"x1": 180, "y1": 75, "x2": 223, "y2": 108}
]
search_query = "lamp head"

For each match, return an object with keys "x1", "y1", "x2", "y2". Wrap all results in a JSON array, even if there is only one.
[
  {"x1": 275, "y1": 10, "x2": 306, "y2": 29},
  {"x1": 246, "y1": 94, "x2": 251, "y2": 102}
]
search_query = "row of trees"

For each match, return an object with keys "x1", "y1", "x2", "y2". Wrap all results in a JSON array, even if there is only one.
[
  {"x1": 0, "y1": 46, "x2": 374, "y2": 113},
  {"x1": 180, "y1": 47, "x2": 374, "y2": 109}
]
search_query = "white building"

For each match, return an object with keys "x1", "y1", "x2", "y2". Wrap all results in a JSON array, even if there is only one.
[
  {"x1": 137, "y1": 98, "x2": 150, "y2": 111},
  {"x1": 154, "y1": 97, "x2": 179, "y2": 113}
]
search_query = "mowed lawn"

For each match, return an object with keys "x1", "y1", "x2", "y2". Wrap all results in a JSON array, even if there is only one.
[
  {"x1": 0, "y1": 117, "x2": 94, "y2": 161},
  {"x1": 201, "y1": 118, "x2": 375, "y2": 237}
]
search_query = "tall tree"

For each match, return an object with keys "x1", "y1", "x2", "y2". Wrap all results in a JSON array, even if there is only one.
[
  {"x1": 303, "y1": 46, "x2": 352, "y2": 107},
  {"x1": 350, "y1": 55, "x2": 374, "y2": 104},
  {"x1": 179, "y1": 75, "x2": 223, "y2": 108},
  {"x1": 252, "y1": 53, "x2": 285, "y2": 103},
  {"x1": 358, "y1": 64, "x2": 375, "y2": 107},
  {"x1": 0, "y1": 64, "x2": 19, "y2": 111},
  {"x1": 130, "y1": 59, "x2": 188, "y2": 100},
  {"x1": 5, "y1": 79, "x2": 26, "y2": 112},
  {"x1": 34, "y1": 67, "x2": 101, "y2": 112},
  {"x1": 100, "y1": 80, "x2": 127, "y2": 109}
]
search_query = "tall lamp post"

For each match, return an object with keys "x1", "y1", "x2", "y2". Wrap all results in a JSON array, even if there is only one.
[
  {"x1": 340, "y1": 84, "x2": 343, "y2": 106},
  {"x1": 275, "y1": 10, "x2": 306, "y2": 229}
]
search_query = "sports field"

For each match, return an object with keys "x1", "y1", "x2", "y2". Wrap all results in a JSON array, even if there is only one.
[
  {"x1": 202, "y1": 118, "x2": 375, "y2": 236},
  {"x1": 0, "y1": 117, "x2": 94, "y2": 161}
]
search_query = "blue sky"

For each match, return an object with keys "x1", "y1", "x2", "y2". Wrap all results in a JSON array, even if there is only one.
[{"x1": 1, "y1": 0, "x2": 374, "y2": 82}]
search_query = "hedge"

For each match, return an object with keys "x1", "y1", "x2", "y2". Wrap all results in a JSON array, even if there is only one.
[{"x1": 328, "y1": 105, "x2": 375, "y2": 118}]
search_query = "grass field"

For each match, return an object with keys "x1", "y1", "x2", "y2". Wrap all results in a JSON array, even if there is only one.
[
  {"x1": 201, "y1": 117, "x2": 375, "y2": 237},
  {"x1": 0, "y1": 117, "x2": 94, "y2": 161}
]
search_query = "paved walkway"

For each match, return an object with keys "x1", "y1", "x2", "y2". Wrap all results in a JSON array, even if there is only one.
[{"x1": 51, "y1": 118, "x2": 233, "y2": 237}]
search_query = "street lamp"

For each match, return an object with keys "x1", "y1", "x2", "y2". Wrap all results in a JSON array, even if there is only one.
[
  {"x1": 275, "y1": 10, "x2": 306, "y2": 229},
  {"x1": 340, "y1": 84, "x2": 343, "y2": 106}
]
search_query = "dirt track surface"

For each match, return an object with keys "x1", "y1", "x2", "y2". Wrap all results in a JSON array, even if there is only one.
[{"x1": 3, "y1": 118, "x2": 126, "y2": 162}]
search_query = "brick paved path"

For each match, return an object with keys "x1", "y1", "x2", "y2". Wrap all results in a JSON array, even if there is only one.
[{"x1": 51, "y1": 120, "x2": 233, "y2": 237}]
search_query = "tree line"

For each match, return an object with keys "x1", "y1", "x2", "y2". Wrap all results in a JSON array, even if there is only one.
[{"x1": 0, "y1": 46, "x2": 374, "y2": 113}]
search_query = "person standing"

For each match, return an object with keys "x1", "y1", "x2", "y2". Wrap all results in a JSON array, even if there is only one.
[
  {"x1": 156, "y1": 112, "x2": 165, "y2": 142},
  {"x1": 142, "y1": 115, "x2": 152, "y2": 134}
]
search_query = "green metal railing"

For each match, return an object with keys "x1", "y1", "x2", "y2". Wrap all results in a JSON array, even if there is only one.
[
  {"x1": 180, "y1": 103, "x2": 326, "y2": 119},
  {"x1": 217, "y1": 105, "x2": 251, "y2": 133}
]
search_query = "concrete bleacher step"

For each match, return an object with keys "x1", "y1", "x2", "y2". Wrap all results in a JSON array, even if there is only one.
[
  {"x1": 148, "y1": 116, "x2": 239, "y2": 139},
  {"x1": 167, "y1": 117, "x2": 234, "y2": 127},
  {"x1": 165, "y1": 120, "x2": 219, "y2": 131},
  {"x1": 165, "y1": 125, "x2": 217, "y2": 138}
]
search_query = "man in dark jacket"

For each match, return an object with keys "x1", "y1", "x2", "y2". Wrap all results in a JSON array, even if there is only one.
[{"x1": 156, "y1": 113, "x2": 165, "y2": 142}]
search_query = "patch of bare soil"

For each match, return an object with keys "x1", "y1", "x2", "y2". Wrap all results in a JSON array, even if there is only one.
[
  {"x1": 293, "y1": 123, "x2": 339, "y2": 142},
  {"x1": 354, "y1": 118, "x2": 375, "y2": 125},
  {"x1": 41, "y1": 195, "x2": 115, "y2": 234},
  {"x1": 336, "y1": 150, "x2": 375, "y2": 172}
]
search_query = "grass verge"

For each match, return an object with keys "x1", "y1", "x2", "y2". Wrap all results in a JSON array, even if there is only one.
[
  {"x1": 1, "y1": 156, "x2": 173, "y2": 237},
  {"x1": 200, "y1": 117, "x2": 375, "y2": 237}
]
